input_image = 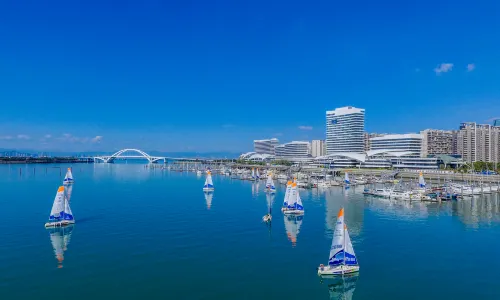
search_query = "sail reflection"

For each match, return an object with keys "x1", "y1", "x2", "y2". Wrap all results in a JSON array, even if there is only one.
[
  {"x1": 266, "y1": 192, "x2": 275, "y2": 215},
  {"x1": 325, "y1": 274, "x2": 359, "y2": 300},
  {"x1": 48, "y1": 225, "x2": 74, "y2": 269},
  {"x1": 284, "y1": 215, "x2": 302, "y2": 247},
  {"x1": 204, "y1": 192, "x2": 213, "y2": 210}
]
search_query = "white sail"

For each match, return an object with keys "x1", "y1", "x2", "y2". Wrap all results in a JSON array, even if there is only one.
[
  {"x1": 284, "y1": 215, "x2": 303, "y2": 246},
  {"x1": 251, "y1": 168, "x2": 255, "y2": 179},
  {"x1": 296, "y1": 190, "x2": 304, "y2": 211},
  {"x1": 204, "y1": 192, "x2": 213, "y2": 210},
  {"x1": 266, "y1": 173, "x2": 273, "y2": 188},
  {"x1": 204, "y1": 171, "x2": 214, "y2": 189},
  {"x1": 344, "y1": 172, "x2": 350, "y2": 184},
  {"x1": 63, "y1": 168, "x2": 74, "y2": 184},
  {"x1": 49, "y1": 186, "x2": 66, "y2": 221},
  {"x1": 283, "y1": 181, "x2": 291, "y2": 206},
  {"x1": 329, "y1": 208, "x2": 346, "y2": 266},
  {"x1": 65, "y1": 184, "x2": 73, "y2": 203},
  {"x1": 63, "y1": 194, "x2": 74, "y2": 221},
  {"x1": 343, "y1": 224, "x2": 358, "y2": 266},
  {"x1": 256, "y1": 169, "x2": 260, "y2": 179},
  {"x1": 419, "y1": 172, "x2": 426, "y2": 188},
  {"x1": 287, "y1": 182, "x2": 298, "y2": 209}
]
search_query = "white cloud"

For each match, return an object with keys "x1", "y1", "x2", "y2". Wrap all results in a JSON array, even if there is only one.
[
  {"x1": 17, "y1": 134, "x2": 30, "y2": 140},
  {"x1": 467, "y1": 63, "x2": 475, "y2": 72},
  {"x1": 434, "y1": 63, "x2": 454, "y2": 75},
  {"x1": 91, "y1": 136, "x2": 103, "y2": 143},
  {"x1": 298, "y1": 126, "x2": 313, "y2": 130},
  {"x1": 0, "y1": 135, "x2": 13, "y2": 140}
]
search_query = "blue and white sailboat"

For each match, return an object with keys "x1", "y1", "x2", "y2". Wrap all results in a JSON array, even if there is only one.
[
  {"x1": 45, "y1": 186, "x2": 75, "y2": 228},
  {"x1": 265, "y1": 172, "x2": 276, "y2": 193},
  {"x1": 344, "y1": 172, "x2": 350, "y2": 185},
  {"x1": 281, "y1": 180, "x2": 292, "y2": 211},
  {"x1": 63, "y1": 168, "x2": 74, "y2": 185},
  {"x1": 256, "y1": 169, "x2": 261, "y2": 180},
  {"x1": 318, "y1": 208, "x2": 359, "y2": 276},
  {"x1": 283, "y1": 182, "x2": 305, "y2": 215},
  {"x1": 203, "y1": 171, "x2": 215, "y2": 192},
  {"x1": 419, "y1": 171, "x2": 426, "y2": 188}
]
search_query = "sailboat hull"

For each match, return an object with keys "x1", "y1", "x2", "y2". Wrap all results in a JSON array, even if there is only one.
[
  {"x1": 318, "y1": 265, "x2": 359, "y2": 276},
  {"x1": 203, "y1": 187, "x2": 214, "y2": 192},
  {"x1": 45, "y1": 220, "x2": 75, "y2": 228},
  {"x1": 283, "y1": 209, "x2": 304, "y2": 215}
]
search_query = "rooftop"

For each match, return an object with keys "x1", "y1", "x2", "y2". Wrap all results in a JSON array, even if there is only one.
[{"x1": 326, "y1": 106, "x2": 365, "y2": 116}]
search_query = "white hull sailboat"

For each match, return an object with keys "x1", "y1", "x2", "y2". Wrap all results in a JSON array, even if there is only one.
[
  {"x1": 283, "y1": 182, "x2": 304, "y2": 215},
  {"x1": 265, "y1": 172, "x2": 276, "y2": 194},
  {"x1": 318, "y1": 208, "x2": 359, "y2": 276},
  {"x1": 45, "y1": 186, "x2": 75, "y2": 228},
  {"x1": 63, "y1": 168, "x2": 74, "y2": 185},
  {"x1": 203, "y1": 171, "x2": 215, "y2": 192}
]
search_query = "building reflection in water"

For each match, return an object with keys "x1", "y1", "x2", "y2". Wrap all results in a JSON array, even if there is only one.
[
  {"x1": 324, "y1": 186, "x2": 364, "y2": 238},
  {"x1": 284, "y1": 215, "x2": 303, "y2": 247},
  {"x1": 322, "y1": 273, "x2": 358, "y2": 300},
  {"x1": 452, "y1": 193, "x2": 500, "y2": 227},
  {"x1": 48, "y1": 225, "x2": 74, "y2": 269}
]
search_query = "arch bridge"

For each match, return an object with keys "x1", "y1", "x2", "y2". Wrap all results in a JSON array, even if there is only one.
[{"x1": 94, "y1": 149, "x2": 166, "y2": 163}]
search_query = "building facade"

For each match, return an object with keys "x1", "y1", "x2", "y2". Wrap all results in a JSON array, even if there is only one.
[
  {"x1": 253, "y1": 138, "x2": 279, "y2": 155},
  {"x1": 326, "y1": 106, "x2": 365, "y2": 154},
  {"x1": 457, "y1": 122, "x2": 500, "y2": 163},
  {"x1": 311, "y1": 140, "x2": 326, "y2": 157},
  {"x1": 275, "y1": 141, "x2": 311, "y2": 158},
  {"x1": 420, "y1": 129, "x2": 457, "y2": 156},
  {"x1": 369, "y1": 133, "x2": 423, "y2": 156}
]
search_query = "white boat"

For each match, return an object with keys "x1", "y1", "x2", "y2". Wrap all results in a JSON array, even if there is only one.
[
  {"x1": 48, "y1": 225, "x2": 74, "y2": 268},
  {"x1": 284, "y1": 214, "x2": 303, "y2": 246},
  {"x1": 281, "y1": 180, "x2": 292, "y2": 211},
  {"x1": 344, "y1": 172, "x2": 350, "y2": 186},
  {"x1": 317, "y1": 181, "x2": 330, "y2": 189},
  {"x1": 45, "y1": 186, "x2": 75, "y2": 228},
  {"x1": 203, "y1": 171, "x2": 215, "y2": 191},
  {"x1": 251, "y1": 168, "x2": 256, "y2": 180},
  {"x1": 204, "y1": 192, "x2": 213, "y2": 210},
  {"x1": 63, "y1": 168, "x2": 74, "y2": 185},
  {"x1": 372, "y1": 188, "x2": 392, "y2": 198},
  {"x1": 196, "y1": 170, "x2": 202, "y2": 176},
  {"x1": 318, "y1": 208, "x2": 359, "y2": 276},
  {"x1": 265, "y1": 172, "x2": 276, "y2": 193},
  {"x1": 389, "y1": 190, "x2": 413, "y2": 200},
  {"x1": 283, "y1": 182, "x2": 305, "y2": 215}
]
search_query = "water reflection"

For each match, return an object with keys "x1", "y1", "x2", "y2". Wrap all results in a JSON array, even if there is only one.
[
  {"x1": 284, "y1": 215, "x2": 303, "y2": 247},
  {"x1": 324, "y1": 188, "x2": 364, "y2": 237},
  {"x1": 452, "y1": 193, "x2": 500, "y2": 227},
  {"x1": 204, "y1": 192, "x2": 213, "y2": 210},
  {"x1": 252, "y1": 182, "x2": 260, "y2": 197},
  {"x1": 48, "y1": 225, "x2": 74, "y2": 269},
  {"x1": 323, "y1": 274, "x2": 359, "y2": 300}
]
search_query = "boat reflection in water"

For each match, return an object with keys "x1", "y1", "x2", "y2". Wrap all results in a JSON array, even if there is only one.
[
  {"x1": 48, "y1": 225, "x2": 74, "y2": 269},
  {"x1": 204, "y1": 192, "x2": 213, "y2": 210},
  {"x1": 322, "y1": 273, "x2": 359, "y2": 300},
  {"x1": 284, "y1": 214, "x2": 302, "y2": 247}
]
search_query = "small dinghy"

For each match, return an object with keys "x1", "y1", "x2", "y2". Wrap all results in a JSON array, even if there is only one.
[
  {"x1": 63, "y1": 168, "x2": 74, "y2": 185},
  {"x1": 203, "y1": 171, "x2": 214, "y2": 192},
  {"x1": 45, "y1": 186, "x2": 75, "y2": 228},
  {"x1": 283, "y1": 182, "x2": 304, "y2": 215},
  {"x1": 318, "y1": 208, "x2": 359, "y2": 276}
]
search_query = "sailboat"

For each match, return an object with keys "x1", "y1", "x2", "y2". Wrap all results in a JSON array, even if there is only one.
[
  {"x1": 203, "y1": 171, "x2": 215, "y2": 191},
  {"x1": 318, "y1": 208, "x2": 359, "y2": 276},
  {"x1": 419, "y1": 171, "x2": 426, "y2": 188},
  {"x1": 45, "y1": 186, "x2": 75, "y2": 228},
  {"x1": 344, "y1": 172, "x2": 350, "y2": 186},
  {"x1": 284, "y1": 214, "x2": 303, "y2": 246},
  {"x1": 256, "y1": 169, "x2": 261, "y2": 180},
  {"x1": 283, "y1": 182, "x2": 305, "y2": 215},
  {"x1": 263, "y1": 192, "x2": 275, "y2": 222},
  {"x1": 204, "y1": 192, "x2": 213, "y2": 210},
  {"x1": 265, "y1": 172, "x2": 276, "y2": 193},
  {"x1": 48, "y1": 225, "x2": 74, "y2": 268},
  {"x1": 65, "y1": 184, "x2": 73, "y2": 203},
  {"x1": 63, "y1": 168, "x2": 74, "y2": 185},
  {"x1": 281, "y1": 180, "x2": 292, "y2": 211},
  {"x1": 251, "y1": 168, "x2": 256, "y2": 180}
]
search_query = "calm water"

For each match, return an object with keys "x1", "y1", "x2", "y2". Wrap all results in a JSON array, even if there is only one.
[{"x1": 1, "y1": 164, "x2": 500, "y2": 299}]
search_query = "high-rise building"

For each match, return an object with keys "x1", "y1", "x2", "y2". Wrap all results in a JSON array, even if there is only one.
[
  {"x1": 494, "y1": 119, "x2": 500, "y2": 127},
  {"x1": 311, "y1": 140, "x2": 326, "y2": 157},
  {"x1": 275, "y1": 141, "x2": 311, "y2": 158},
  {"x1": 420, "y1": 129, "x2": 457, "y2": 156},
  {"x1": 457, "y1": 122, "x2": 500, "y2": 163},
  {"x1": 370, "y1": 133, "x2": 424, "y2": 156},
  {"x1": 253, "y1": 138, "x2": 279, "y2": 155},
  {"x1": 326, "y1": 106, "x2": 365, "y2": 154}
]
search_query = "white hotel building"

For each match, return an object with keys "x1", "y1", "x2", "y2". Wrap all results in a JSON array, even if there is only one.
[
  {"x1": 253, "y1": 138, "x2": 279, "y2": 155},
  {"x1": 275, "y1": 141, "x2": 311, "y2": 158},
  {"x1": 326, "y1": 106, "x2": 365, "y2": 153},
  {"x1": 370, "y1": 133, "x2": 424, "y2": 155}
]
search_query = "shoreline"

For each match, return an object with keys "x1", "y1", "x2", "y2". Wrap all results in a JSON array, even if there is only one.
[{"x1": 0, "y1": 157, "x2": 94, "y2": 164}]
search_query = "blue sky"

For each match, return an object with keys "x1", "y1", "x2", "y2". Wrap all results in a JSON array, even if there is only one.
[{"x1": 1, "y1": 0, "x2": 499, "y2": 153}]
